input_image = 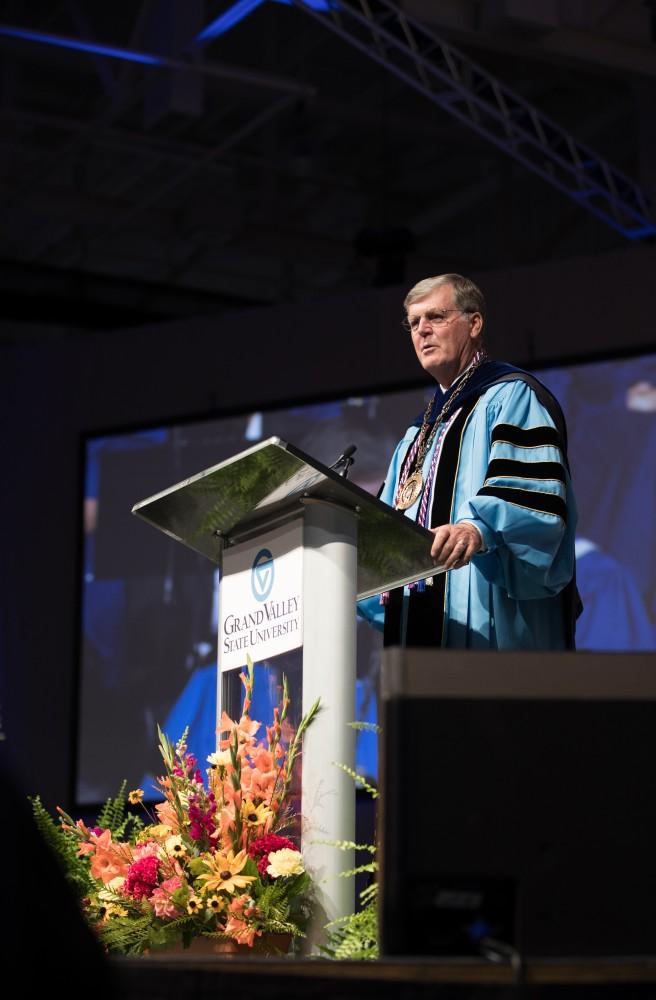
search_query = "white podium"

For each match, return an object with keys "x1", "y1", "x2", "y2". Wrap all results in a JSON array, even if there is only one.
[{"x1": 133, "y1": 437, "x2": 440, "y2": 930}]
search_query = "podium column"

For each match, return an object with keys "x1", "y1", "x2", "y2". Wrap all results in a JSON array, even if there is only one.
[{"x1": 301, "y1": 499, "x2": 357, "y2": 927}]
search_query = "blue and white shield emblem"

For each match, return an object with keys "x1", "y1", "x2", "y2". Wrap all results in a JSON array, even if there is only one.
[{"x1": 251, "y1": 548, "x2": 274, "y2": 602}]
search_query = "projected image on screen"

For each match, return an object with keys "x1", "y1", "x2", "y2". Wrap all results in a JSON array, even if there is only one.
[
  {"x1": 538, "y1": 354, "x2": 656, "y2": 652},
  {"x1": 77, "y1": 353, "x2": 656, "y2": 804}
]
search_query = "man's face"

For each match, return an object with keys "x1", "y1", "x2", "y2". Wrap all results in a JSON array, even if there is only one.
[{"x1": 406, "y1": 284, "x2": 482, "y2": 388}]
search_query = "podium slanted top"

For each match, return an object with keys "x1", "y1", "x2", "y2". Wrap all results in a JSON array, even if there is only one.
[{"x1": 132, "y1": 437, "x2": 440, "y2": 600}]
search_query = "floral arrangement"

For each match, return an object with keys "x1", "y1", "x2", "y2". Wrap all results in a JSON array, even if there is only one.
[{"x1": 31, "y1": 661, "x2": 319, "y2": 955}]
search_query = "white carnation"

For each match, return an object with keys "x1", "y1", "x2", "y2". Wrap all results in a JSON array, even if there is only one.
[{"x1": 266, "y1": 848, "x2": 304, "y2": 878}]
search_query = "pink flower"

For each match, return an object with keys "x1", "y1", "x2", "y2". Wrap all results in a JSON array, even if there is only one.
[
  {"x1": 151, "y1": 876, "x2": 183, "y2": 918},
  {"x1": 133, "y1": 840, "x2": 159, "y2": 861},
  {"x1": 124, "y1": 855, "x2": 160, "y2": 899}
]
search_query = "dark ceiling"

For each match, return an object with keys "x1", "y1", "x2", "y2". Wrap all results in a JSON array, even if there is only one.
[{"x1": 1, "y1": 0, "x2": 654, "y2": 340}]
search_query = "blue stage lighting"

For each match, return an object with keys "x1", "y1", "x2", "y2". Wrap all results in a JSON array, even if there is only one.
[
  {"x1": 195, "y1": 0, "x2": 268, "y2": 43},
  {"x1": 273, "y1": 0, "x2": 333, "y2": 8},
  {"x1": 0, "y1": 24, "x2": 163, "y2": 64},
  {"x1": 194, "y1": 0, "x2": 334, "y2": 46}
]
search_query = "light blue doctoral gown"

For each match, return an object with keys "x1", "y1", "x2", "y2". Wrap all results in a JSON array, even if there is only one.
[{"x1": 359, "y1": 379, "x2": 578, "y2": 649}]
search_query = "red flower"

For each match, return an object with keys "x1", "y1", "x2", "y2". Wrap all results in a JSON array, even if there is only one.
[
  {"x1": 248, "y1": 834, "x2": 296, "y2": 876},
  {"x1": 124, "y1": 855, "x2": 160, "y2": 899}
]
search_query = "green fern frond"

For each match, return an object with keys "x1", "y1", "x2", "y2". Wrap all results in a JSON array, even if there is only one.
[
  {"x1": 324, "y1": 739, "x2": 380, "y2": 960},
  {"x1": 95, "y1": 782, "x2": 145, "y2": 842},
  {"x1": 338, "y1": 861, "x2": 378, "y2": 878},
  {"x1": 115, "y1": 814, "x2": 145, "y2": 844},
  {"x1": 29, "y1": 796, "x2": 92, "y2": 897},
  {"x1": 260, "y1": 919, "x2": 301, "y2": 937},
  {"x1": 331, "y1": 761, "x2": 379, "y2": 798},
  {"x1": 30, "y1": 795, "x2": 74, "y2": 858},
  {"x1": 156, "y1": 915, "x2": 196, "y2": 934},
  {"x1": 197, "y1": 930, "x2": 231, "y2": 941},
  {"x1": 255, "y1": 878, "x2": 288, "y2": 906},
  {"x1": 97, "y1": 915, "x2": 152, "y2": 955},
  {"x1": 97, "y1": 780, "x2": 128, "y2": 833},
  {"x1": 347, "y1": 721, "x2": 381, "y2": 734},
  {"x1": 359, "y1": 882, "x2": 378, "y2": 905},
  {"x1": 253, "y1": 879, "x2": 292, "y2": 923},
  {"x1": 322, "y1": 893, "x2": 378, "y2": 961},
  {"x1": 313, "y1": 838, "x2": 376, "y2": 853}
]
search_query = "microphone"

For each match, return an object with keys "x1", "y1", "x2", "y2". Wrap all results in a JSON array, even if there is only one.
[{"x1": 331, "y1": 444, "x2": 357, "y2": 479}]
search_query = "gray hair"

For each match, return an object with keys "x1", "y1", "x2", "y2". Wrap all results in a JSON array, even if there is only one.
[{"x1": 404, "y1": 273, "x2": 486, "y2": 323}]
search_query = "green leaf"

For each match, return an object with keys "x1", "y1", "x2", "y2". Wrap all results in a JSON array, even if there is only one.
[
  {"x1": 187, "y1": 856, "x2": 207, "y2": 878},
  {"x1": 241, "y1": 857, "x2": 259, "y2": 878},
  {"x1": 171, "y1": 886, "x2": 189, "y2": 907}
]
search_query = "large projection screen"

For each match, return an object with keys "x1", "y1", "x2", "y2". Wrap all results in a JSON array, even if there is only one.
[{"x1": 77, "y1": 352, "x2": 656, "y2": 804}]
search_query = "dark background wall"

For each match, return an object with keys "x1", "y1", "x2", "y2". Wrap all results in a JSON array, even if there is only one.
[{"x1": 1, "y1": 244, "x2": 655, "y2": 808}]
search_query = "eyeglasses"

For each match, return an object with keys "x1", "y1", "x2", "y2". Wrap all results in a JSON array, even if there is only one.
[{"x1": 402, "y1": 309, "x2": 473, "y2": 333}]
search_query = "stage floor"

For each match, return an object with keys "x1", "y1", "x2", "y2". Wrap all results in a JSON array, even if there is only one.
[{"x1": 112, "y1": 955, "x2": 656, "y2": 999}]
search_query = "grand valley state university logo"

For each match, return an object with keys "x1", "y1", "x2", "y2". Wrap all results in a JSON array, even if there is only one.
[
  {"x1": 251, "y1": 548, "x2": 274, "y2": 602},
  {"x1": 222, "y1": 540, "x2": 300, "y2": 662}
]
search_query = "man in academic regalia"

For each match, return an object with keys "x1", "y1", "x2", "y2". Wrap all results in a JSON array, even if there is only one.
[{"x1": 360, "y1": 273, "x2": 579, "y2": 649}]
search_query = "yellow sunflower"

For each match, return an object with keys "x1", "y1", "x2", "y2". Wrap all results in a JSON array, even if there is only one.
[
  {"x1": 240, "y1": 799, "x2": 273, "y2": 828},
  {"x1": 197, "y1": 849, "x2": 255, "y2": 894},
  {"x1": 206, "y1": 894, "x2": 225, "y2": 915},
  {"x1": 101, "y1": 902, "x2": 128, "y2": 921}
]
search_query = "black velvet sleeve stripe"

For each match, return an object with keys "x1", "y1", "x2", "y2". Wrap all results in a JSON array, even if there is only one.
[
  {"x1": 491, "y1": 424, "x2": 562, "y2": 450},
  {"x1": 485, "y1": 459, "x2": 566, "y2": 485},
  {"x1": 477, "y1": 484, "x2": 568, "y2": 522}
]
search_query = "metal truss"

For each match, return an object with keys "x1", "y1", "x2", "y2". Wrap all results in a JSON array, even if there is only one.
[{"x1": 293, "y1": 0, "x2": 656, "y2": 239}]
